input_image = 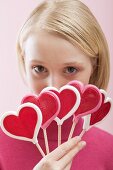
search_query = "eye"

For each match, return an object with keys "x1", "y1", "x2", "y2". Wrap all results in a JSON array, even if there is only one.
[
  {"x1": 64, "y1": 66, "x2": 78, "y2": 74},
  {"x1": 33, "y1": 65, "x2": 47, "y2": 73}
]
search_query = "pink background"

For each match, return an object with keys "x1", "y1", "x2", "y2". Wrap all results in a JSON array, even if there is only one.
[{"x1": 0, "y1": 0, "x2": 113, "y2": 134}]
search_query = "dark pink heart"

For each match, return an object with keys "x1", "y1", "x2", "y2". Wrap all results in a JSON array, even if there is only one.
[
  {"x1": 68, "y1": 80, "x2": 102, "y2": 121},
  {"x1": 46, "y1": 85, "x2": 80, "y2": 125},
  {"x1": 21, "y1": 91, "x2": 60, "y2": 129},
  {"x1": 90, "y1": 90, "x2": 112, "y2": 125},
  {"x1": 68, "y1": 80, "x2": 83, "y2": 95}
]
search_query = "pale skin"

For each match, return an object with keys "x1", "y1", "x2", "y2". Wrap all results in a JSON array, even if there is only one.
[
  {"x1": 22, "y1": 30, "x2": 93, "y2": 169},
  {"x1": 33, "y1": 137, "x2": 86, "y2": 170}
]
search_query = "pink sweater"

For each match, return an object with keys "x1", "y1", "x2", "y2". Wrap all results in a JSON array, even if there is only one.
[{"x1": 0, "y1": 118, "x2": 113, "y2": 170}]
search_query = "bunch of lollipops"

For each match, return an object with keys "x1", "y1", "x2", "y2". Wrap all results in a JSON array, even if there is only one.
[{"x1": 0, "y1": 80, "x2": 112, "y2": 157}]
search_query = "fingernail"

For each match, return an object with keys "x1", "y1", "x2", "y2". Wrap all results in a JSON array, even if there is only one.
[
  {"x1": 81, "y1": 141, "x2": 86, "y2": 147},
  {"x1": 74, "y1": 136, "x2": 81, "y2": 141}
]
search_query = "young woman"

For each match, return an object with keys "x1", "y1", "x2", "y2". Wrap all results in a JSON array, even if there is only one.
[{"x1": 0, "y1": 0, "x2": 113, "y2": 169}]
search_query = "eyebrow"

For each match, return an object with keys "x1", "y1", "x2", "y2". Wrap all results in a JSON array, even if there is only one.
[
  {"x1": 63, "y1": 61, "x2": 84, "y2": 66},
  {"x1": 29, "y1": 59, "x2": 45, "y2": 64},
  {"x1": 29, "y1": 60, "x2": 84, "y2": 66}
]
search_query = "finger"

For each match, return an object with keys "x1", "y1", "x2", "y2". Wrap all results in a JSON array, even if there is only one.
[
  {"x1": 46, "y1": 136, "x2": 81, "y2": 160},
  {"x1": 33, "y1": 161, "x2": 43, "y2": 170},
  {"x1": 64, "y1": 162, "x2": 72, "y2": 170},
  {"x1": 59, "y1": 141, "x2": 86, "y2": 169}
]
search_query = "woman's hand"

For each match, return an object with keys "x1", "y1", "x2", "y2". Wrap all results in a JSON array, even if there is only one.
[{"x1": 33, "y1": 136, "x2": 86, "y2": 170}]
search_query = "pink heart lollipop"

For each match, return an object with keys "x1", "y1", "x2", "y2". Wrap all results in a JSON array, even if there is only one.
[
  {"x1": 42, "y1": 85, "x2": 81, "y2": 125},
  {"x1": 68, "y1": 80, "x2": 102, "y2": 139},
  {"x1": 68, "y1": 80, "x2": 102, "y2": 122},
  {"x1": 0, "y1": 103, "x2": 45, "y2": 157},
  {"x1": 41, "y1": 84, "x2": 81, "y2": 146},
  {"x1": 90, "y1": 89, "x2": 112, "y2": 125},
  {"x1": 21, "y1": 90, "x2": 60, "y2": 154},
  {"x1": 21, "y1": 91, "x2": 60, "y2": 129}
]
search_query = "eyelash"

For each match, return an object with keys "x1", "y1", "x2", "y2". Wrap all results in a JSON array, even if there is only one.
[
  {"x1": 32, "y1": 65, "x2": 78, "y2": 75},
  {"x1": 33, "y1": 65, "x2": 47, "y2": 73},
  {"x1": 63, "y1": 66, "x2": 78, "y2": 74}
]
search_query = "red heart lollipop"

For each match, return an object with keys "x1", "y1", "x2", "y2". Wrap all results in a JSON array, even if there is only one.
[
  {"x1": 90, "y1": 89, "x2": 112, "y2": 125},
  {"x1": 21, "y1": 91, "x2": 60, "y2": 129},
  {"x1": 41, "y1": 85, "x2": 81, "y2": 125},
  {"x1": 68, "y1": 80, "x2": 84, "y2": 95},
  {"x1": 68, "y1": 80, "x2": 102, "y2": 122},
  {"x1": 0, "y1": 103, "x2": 42, "y2": 144}
]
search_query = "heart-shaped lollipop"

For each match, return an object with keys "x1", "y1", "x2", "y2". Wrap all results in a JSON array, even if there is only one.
[
  {"x1": 41, "y1": 84, "x2": 81, "y2": 146},
  {"x1": 68, "y1": 80, "x2": 102, "y2": 121},
  {"x1": 0, "y1": 103, "x2": 42, "y2": 143},
  {"x1": 21, "y1": 91, "x2": 60, "y2": 129},
  {"x1": 41, "y1": 85, "x2": 81, "y2": 125},
  {"x1": 21, "y1": 91, "x2": 60, "y2": 154},
  {"x1": 90, "y1": 89, "x2": 112, "y2": 125},
  {"x1": 68, "y1": 80, "x2": 102, "y2": 139},
  {"x1": 0, "y1": 103, "x2": 46, "y2": 157}
]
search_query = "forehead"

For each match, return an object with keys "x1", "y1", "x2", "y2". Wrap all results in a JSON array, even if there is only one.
[{"x1": 23, "y1": 30, "x2": 91, "y2": 64}]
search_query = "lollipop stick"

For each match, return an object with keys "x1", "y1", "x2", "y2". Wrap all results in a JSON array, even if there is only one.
[
  {"x1": 43, "y1": 129, "x2": 50, "y2": 154},
  {"x1": 79, "y1": 129, "x2": 86, "y2": 138},
  {"x1": 35, "y1": 142, "x2": 45, "y2": 157},
  {"x1": 68, "y1": 121, "x2": 77, "y2": 140},
  {"x1": 79, "y1": 114, "x2": 91, "y2": 138},
  {"x1": 58, "y1": 125, "x2": 61, "y2": 146}
]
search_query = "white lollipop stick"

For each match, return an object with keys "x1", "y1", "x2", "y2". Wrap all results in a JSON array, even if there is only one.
[
  {"x1": 35, "y1": 140, "x2": 45, "y2": 157},
  {"x1": 68, "y1": 120, "x2": 77, "y2": 140},
  {"x1": 79, "y1": 114, "x2": 91, "y2": 138},
  {"x1": 58, "y1": 125, "x2": 62, "y2": 146},
  {"x1": 43, "y1": 129, "x2": 50, "y2": 154}
]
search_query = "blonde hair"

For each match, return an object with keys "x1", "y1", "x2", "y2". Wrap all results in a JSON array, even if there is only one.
[{"x1": 16, "y1": 0, "x2": 110, "y2": 90}]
